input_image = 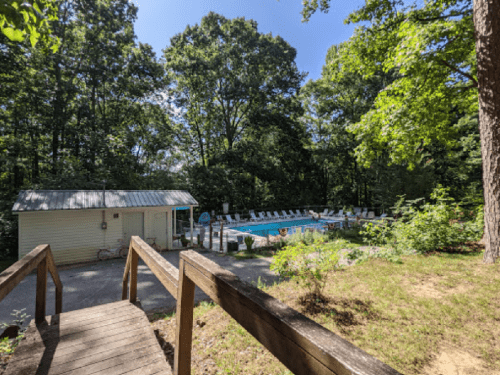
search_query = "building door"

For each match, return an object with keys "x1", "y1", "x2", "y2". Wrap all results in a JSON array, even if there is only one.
[{"x1": 123, "y1": 212, "x2": 144, "y2": 245}]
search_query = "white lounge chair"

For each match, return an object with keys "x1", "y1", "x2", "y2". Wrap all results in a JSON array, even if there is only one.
[
  {"x1": 380, "y1": 213, "x2": 388, "y2": 218},
  {"x1": 249, "y1": 211, "x2": 260, "y2": 222},
  {"x1": 273, "y1": 211, "x2": 282, "y2": 219},
  {"x1": 258, "y1": 212, "x2": 266, "y2": 221},
  {"x1": 326, "y1": 210, "x2": 335, "y2": 217},
  {"x1": 295, "y1": 210, "x2": 303, "y2": 217},
  {"x1": 266, "y1": 211, "x2": 274, "y2": 220},
  {"x1": 289, "y1": 210, "x2": 297, "y2": 218},
  {"x1": 368, "y1": 211, "x2": 375, "y2": 219},
  {"x1": 361, "y1": 211, "x2": 368, "y2": 218},
  {"x1": 335, "y1": 209, "x2": 344, "y2": 217},
  {"x1": 281, "y1": 210, "x2": 291, "y2": 219},
  {"x1": 225, "y1": 215, "x2": 236, "y2": 224},
  {"x1": 320, "y1": 209, "x2": 328, "y2": 216}
]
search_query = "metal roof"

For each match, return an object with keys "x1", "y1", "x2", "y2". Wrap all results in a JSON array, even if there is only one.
[{"x1": 12, "y1": 190, "x2": 198, "y2": 212}]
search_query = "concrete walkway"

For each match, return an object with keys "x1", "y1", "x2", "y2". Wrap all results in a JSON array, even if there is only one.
[{"x1": 0, "y1": 250, "x2": 279, "y2": 326}]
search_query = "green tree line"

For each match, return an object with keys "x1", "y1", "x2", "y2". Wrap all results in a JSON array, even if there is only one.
[{"x1": 0, "y1": 0, "x2": 486, "y2": 260}]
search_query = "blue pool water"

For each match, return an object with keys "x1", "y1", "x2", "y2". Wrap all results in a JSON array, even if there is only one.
[{"x1": 230, "y1": 218, "x2": 336, "y2": 237}]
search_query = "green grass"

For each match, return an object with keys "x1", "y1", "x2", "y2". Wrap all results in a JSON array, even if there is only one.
[{"x1": 151, "y1": 242, "x2": 500, "y2": 374}]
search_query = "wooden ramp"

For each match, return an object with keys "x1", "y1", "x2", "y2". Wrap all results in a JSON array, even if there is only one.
[{"x1": 4, "y1": 300, "x2": 171, "y2": 375}]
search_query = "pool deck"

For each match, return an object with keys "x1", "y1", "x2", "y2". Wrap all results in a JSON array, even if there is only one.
[{"x1": 183, "y1": 216, "x2": 352, "y2": 253}]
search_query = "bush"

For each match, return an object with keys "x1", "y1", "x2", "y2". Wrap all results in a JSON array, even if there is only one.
[
  {"x1": 362, "y1": 187, "x2": 484, "y2": 253},
  {"x1": 270, "y1": 239, "x2": 341, "y2": 297}
]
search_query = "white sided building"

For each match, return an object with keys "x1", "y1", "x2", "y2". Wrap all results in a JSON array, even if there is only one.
[{"x1": 12, "y1": 190, "x2": 198, "y2": 265}]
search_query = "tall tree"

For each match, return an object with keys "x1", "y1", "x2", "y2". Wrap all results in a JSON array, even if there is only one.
[
  {"x1": 473, "y1": 0, "x2": 500, "y2": 263},
  {"x1": 301, "y1": 0, "x2": 499, "y2": 263},
  {"x1": 164, "y1": 12, "x2": 304, "y2": 161}
]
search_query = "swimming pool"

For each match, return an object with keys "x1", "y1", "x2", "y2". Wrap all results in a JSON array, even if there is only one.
[{"x1": 230, "y1": 218, "x2": 335, "y2": 237}]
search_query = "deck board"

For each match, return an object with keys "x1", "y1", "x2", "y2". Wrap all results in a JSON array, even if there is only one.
[{"x1": 4, "y1": 301, "x2": 172, "y2": 375}]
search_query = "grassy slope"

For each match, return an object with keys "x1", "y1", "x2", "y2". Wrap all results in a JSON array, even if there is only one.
[{"x1": 150, "y1": 249, "x2": 500, "y2": 374}]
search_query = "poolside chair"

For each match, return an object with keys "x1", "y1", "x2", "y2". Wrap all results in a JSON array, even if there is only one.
[
  {"x1": 249, "y1": 211, "x2": 260, "y2": 222},
  {"x1": 225, "y1": 215, "x2": 236, "y2": 224},
  {"x1": 335, "y1": 209, "x2": 344, "y2": 218},
  {"x1": 266, "y1": 211, "x2": 274, "y2": 220},
  {"x1": 295, "y1": 210, "x2": 303, "y2": 217},
  {"x1": 235, "y1": 213, "x2": 247, "y2": 223},
  {"x1": 273, "y1": 211, "x2": 282, "y2": 220},
  {"x1": 282, "y1": 210, "x2": 291, "y2": 219},
  {"x1": 346, "y1": 211, "x2": 352, "y2": 217},
  {"x1": 380, "y1": 213, "x2": 388, "y2": 218},
  {"x1": 326, "y1": 210, "x2": 335, "y2": 217},
  {"x1": 258, "y1": 212, "x2": 266, "y2": 221},
  {"x1": 368, "y1": 211, "x2": 376, "y2": 219},
  {"x1": 289, "y1": 210, "x2": 297, "y2": 218},
  {"x1": 320, "y1": 208, "x2": 329, "y2": 216},
  {"x1": 361, "y1": 211, "x2": 368, "y2": 219}
]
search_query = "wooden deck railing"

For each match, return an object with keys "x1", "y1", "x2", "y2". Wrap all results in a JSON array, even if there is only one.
[
  {"x1": 122, "y1": 236, "x2": 402, "y2": 375},
  {"x1": 0, "y1": 244, "x2": 63, "y2": 325}
]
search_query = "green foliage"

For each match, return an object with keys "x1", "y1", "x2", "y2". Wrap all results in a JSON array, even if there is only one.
[
  {"x1": 271, "y1": 239, "x2": 341, "y2": 296},
  {"x1": 284, "y1": 230, "x2": 328, "y2": 247},
  {"x1": 0, "y1": 0, "x2": 59, "y2": 50},
  {"x1": 362, "y1": 187, "x2": 484, "y2": 253},
  {"x1": 308, "y1": 0, "x2": 477, "y2": 167},
  {"x1": 0, "y1": 308, "x2": 31, "y2": 355},
  {"x1": 244, "y1": 236, "x2": 255, "y2": 252}
]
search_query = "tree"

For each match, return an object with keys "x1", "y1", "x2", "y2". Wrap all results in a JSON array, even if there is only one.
[
  {"x1": 301, "y1": 0, "x2": 500, "y2": 263},
  {"x1": 473, "y1": 0, "x2": 500, "y2": 263},
  {"x1": 0, "y1": 0, "x2": 59, "y2": 50},
  {"x1": 164, "y1": 12, "x2": 304, "y2": 161}
]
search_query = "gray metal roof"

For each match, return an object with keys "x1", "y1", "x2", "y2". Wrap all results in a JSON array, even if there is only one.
[{"x1": 12, "y1": 190, "x2": 198, "y2": 212}]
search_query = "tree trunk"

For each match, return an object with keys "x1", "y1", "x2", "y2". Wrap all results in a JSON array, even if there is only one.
[{"x1": 474, "y1": 0, "x2": 500, "y2": 263}]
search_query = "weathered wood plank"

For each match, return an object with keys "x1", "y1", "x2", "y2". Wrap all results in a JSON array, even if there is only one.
[
  {"x1": 122, "y1": 243, "x2": 133, "y2": 300},
  {"x1": 48, "y1": 339, "x2": 159, "y2": 375},
  {"x1": 181, "y1": 250, "x2": 402, "y2": 375},
  {"x1": 39, "y1": 313, "x2": 147, "y2": 341},
  {"x1": 173, "y1": 259, "x2": 195, "y2": 375},
  {"x1": 0, "y1": 244, "x2": 48, "y2": 303},
  {"x1": 5, "y1": 300, "x2": 170, "y2": 375},
  {"x1": 51, "y1": 346, "x2": 165, "y2": 375},
  {"x1": 9, "y1": 325, "x2": 152, "y2": 364},
  {"x1": 46, "y1": 248, "x2": 63, "y2": 314},
  {"x1": 54, "y1": 300, "x2": 132, "y2": 321},
  {"x1": 36, "y1": 256, "x2": 48, "y2": 324},
  {"x1": 129, "y1": 236, "x2": 179, "y2": 299},
  {"x1": 130, "y1": 249, "x2": 139, "y2": 303}
]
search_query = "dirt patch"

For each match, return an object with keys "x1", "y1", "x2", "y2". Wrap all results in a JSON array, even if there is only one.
[{"x1": 423, "y1": 345, "x2": 500, "y2": 375}]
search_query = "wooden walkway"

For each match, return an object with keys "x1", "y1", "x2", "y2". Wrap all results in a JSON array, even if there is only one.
[{"x1": 4, "y1": 300, "x2": 171, "y2": 375}]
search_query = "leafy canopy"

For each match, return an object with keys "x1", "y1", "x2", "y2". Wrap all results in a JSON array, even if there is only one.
[
  {"x1": 0, "y1": 0, "x2": 59, "y2": 50},
  {"x1": 302, "y1": 0, "x2": 476, "y2": 167}
]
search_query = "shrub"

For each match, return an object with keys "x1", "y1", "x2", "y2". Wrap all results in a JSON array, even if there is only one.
[
  {"x1": 270, "y1": 239, "x2": 341, "y2": 297},
  {"x1": 244, "y1": 236, "x2": 255, "y2": 252},
  {"x1": 362, "y1": 187, "x2": 484, "y2": 253}
]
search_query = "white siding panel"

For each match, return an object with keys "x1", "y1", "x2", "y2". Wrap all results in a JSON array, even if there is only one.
[
  {"x1": 152, "y1": 211, "x2": 167, "y2": 250},
  {"x1": 19, "y1": 210, "x2": 122, "y2": 265}
]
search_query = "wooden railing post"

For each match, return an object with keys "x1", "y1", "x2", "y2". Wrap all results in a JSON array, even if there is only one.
[
  {"x1": 35, "y1": 256, "x2": 47, "y2": 325},
  {"x1": 129, "y1": 248, "x2": 138, "y2": 303},
  {"x1": 174, "y1": 258, "x2": 195, "y2": 375}
]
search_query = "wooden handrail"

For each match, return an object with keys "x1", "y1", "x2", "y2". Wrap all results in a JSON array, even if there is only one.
[
  {"x1": 0, "y1": 244, "x2": 63, "y2": 325},
  {"x1": 176, "y1": 250, "x2": 402, "y2": 375},
  {"x1": 122, "y1": 236, "x2": 179, "y2": 302},
  {"x1": 120, "y1": 237, "x2": 401, "y2": 375}
]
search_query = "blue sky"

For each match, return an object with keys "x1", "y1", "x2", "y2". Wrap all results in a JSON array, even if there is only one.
[{"x1": 131, "y1": 0, "x2": 366, "y2": 83}]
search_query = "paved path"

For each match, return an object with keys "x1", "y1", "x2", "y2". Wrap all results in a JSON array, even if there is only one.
[{"x1": 0, "y1": 251, "x2": 279, "y2": 325}]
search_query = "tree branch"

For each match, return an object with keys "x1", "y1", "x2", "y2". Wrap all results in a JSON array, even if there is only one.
[{"x1": 439, "y1": 59, "x2": 478, "y2": 87}]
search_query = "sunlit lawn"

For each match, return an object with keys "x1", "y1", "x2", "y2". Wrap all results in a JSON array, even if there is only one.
[{"x1": 150, "y1": 245, "x2": 500, "y2": 374}]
